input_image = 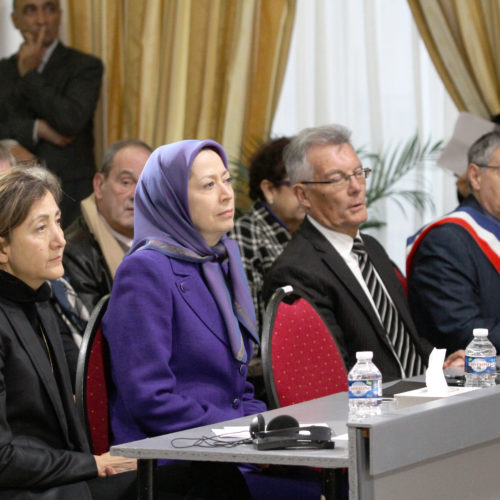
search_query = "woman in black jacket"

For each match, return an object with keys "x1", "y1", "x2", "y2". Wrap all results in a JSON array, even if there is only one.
[
  {"x1": 0, "y1": 166, "x2": 139, "y2": 499},
  {"x1": 0, "y1": 166, "x2": 249, "y2": 500}
]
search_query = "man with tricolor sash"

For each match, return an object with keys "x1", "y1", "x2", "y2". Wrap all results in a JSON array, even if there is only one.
[{"x1": 407, "y1": 131, "x2": 500, "y2": 353}]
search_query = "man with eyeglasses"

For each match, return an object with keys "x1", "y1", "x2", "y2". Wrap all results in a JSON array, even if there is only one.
[
  {"x1": 407, "y1": 131, "x2": 500, "y2": 353},
  {"x1": 263, "y1": 124, "x2": 463, "y2": 381}
]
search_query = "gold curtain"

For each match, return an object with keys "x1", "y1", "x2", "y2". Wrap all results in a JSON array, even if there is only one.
[
  {"x1": 63, "y1": 0, "x2": 295, "y2": 191},
  {"x1": 408, "y1": 0, "x2": 500, "y2": 119}
]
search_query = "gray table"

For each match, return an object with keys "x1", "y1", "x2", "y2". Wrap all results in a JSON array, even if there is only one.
[{"x1": 111, "y1": 385, "x2": 500, "y2": 499}]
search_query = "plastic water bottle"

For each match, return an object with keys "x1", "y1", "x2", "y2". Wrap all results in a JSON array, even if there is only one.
[
  {"x1": 348, "y1": 351, "x2": 382, "y2": 418},
  {"x1": 464, "y1": 328, "x2": 497, "y2": 388}
]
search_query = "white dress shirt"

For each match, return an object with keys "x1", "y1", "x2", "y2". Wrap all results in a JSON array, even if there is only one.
[
  {"x1": 308, "y1": 215, "x2": 396, "y2": 324},
  {"x1": 33, "y1": 40, "x2": 60, "y2": 142}
]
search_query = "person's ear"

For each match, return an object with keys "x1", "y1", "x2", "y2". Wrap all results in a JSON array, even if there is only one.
[
  {"x1": 293, "y1": 184, "x2": 310, "y2": 210},
  {"x1": 93, "y1": 173, "x2": 105, "y2": 201},
  {"x1": 11, "y1": 12, "x2": 20, "y2": 32},
  {"x1": 0, "y1": 237, "x2": 10, "y2": 266},
  {"x1": 260, "y1": 179, "x2": 276, "y2": 205},
  {"x1": 467, "y1": 163, "x2": 481, "y2": 192}
]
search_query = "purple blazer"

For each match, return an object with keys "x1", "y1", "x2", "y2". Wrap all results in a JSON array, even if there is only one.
[{"x1": 102, "y1": 248, "x2": 265, "y2": 445}]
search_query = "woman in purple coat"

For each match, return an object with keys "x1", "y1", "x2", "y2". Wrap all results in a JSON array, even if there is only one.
[{"x1": 102, "y1": 140, "x2": 321, "y2": 500}]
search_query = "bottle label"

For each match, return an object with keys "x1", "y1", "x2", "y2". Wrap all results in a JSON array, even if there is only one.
[
  {"x1": 465, "y1": 356, "x2": 496, "y2": 374},
  {"x1": 348, "y1": 379, "x2": 382, "y2": 399}
]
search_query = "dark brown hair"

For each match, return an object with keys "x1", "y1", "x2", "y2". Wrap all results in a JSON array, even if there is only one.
[
  {"x1": 0, "y1": 166, "x2": 61, "y2": 239},
  {"x1": 249, "y1": 137, "x2": 291, "y2": 201}
]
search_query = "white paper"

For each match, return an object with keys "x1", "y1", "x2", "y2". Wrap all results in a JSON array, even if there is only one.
[
  {"x1": 438, "y1": 112, "x2": 500, "y2": 175},
  {"x1": 425, "y1": 348, "x2": 448, "y2": 392},
  {"x1": 212, "y1": 426, "x2": 251, "y2": 439},
  {"x1": 331, "y1": 433, "x2": 348, "y2": 441}
]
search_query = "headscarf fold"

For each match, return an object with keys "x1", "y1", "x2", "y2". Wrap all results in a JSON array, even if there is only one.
[{"x1": 132, "y1": 140, "x2": 258, "y2": 362}]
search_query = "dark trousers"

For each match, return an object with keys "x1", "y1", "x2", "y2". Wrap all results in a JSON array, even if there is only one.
[{"x1": 87, "y1": 462, "x2": 251, "y2": 500}]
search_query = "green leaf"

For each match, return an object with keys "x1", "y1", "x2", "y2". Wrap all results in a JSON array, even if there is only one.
[{"x1": 365, "y1": 133, "x2": 442, "y2": 218}]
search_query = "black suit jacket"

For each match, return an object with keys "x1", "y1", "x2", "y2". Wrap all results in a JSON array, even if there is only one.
[
  {"x1": 63, "y1": 215, "x2": 113, "y2": 312},
  {"x1": 263, "y1": 218, "x2": 433, "y2": 380},
  {"x1": 0, "y1": 42, "x2": 103, "y2": 222},
  {"x1": 0, "y1": 297, "x2": 96, "y2": 499}
]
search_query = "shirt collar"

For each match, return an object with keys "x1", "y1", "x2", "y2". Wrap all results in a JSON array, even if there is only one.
[
  {"x1": 307, "y1": 215, "x2": 360, "y2": 256},
  {"x1": 99, "y1": 213, "x2": 133, "y2": 248},
  {"x1": 38, "y1": 39, "x2": 59, "y2": 73}
]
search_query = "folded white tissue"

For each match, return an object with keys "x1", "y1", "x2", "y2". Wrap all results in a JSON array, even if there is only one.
[{"x1": 395, "y1": 348, "x2": 477, "y2": 409}]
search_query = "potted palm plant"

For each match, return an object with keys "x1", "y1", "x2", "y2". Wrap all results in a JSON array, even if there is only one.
[{"x1": 361, "y1": 134, "x2": 443, "y2": 229}]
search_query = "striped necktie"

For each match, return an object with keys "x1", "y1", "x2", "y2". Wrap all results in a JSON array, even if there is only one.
[{"x1": 352, "y1": 237, "x2": 423, "y2": 377}]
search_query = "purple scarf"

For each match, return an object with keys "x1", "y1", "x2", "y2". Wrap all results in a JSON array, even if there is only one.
[{"x1": 131, "y1": 139, "x2": 258, "y2": 362}]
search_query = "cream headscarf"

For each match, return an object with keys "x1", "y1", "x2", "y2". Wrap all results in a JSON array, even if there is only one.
[{"x1": 80, "y1": 194, "x2": 126, "y2": 278}]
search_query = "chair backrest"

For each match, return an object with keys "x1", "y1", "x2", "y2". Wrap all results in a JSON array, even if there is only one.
[
  {"x1": 75, "y1": 294, "x2": 111, "y2": 455},
  {"x1": 261, "y1": 286, "x2": 348, "y2": 409},
  {"x1": 393, "y1": 265, "x2": 408, "y2": 297}
]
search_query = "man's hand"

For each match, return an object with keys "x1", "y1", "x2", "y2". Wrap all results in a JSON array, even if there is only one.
[
  {"x1": 94, "y1": 452, "x2": 137, "y2": 477},
  {"x1": 9, "y1": 143, "x2": 36, "y2": 163},
  {"x1": 17, "y1": 27, "x2": 46, "y2": 76},
  {"x1": 37, "y1": 119, "x2": 74, "y2": 147},
  {"x1": 443, "y1": 349, "x2": 465, "y2": 369}
]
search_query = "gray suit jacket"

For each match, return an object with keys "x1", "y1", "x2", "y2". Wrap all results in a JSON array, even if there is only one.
[{"x1": 264, "y1": 217, "x2": 433, "y2": 380}]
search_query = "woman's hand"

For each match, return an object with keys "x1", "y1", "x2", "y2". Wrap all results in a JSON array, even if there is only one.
[{"x1": 94, "y1": 452, "x2": 137, "y2": 477}]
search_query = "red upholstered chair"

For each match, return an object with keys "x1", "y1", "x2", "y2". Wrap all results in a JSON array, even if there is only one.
[
  {"x1": 393, "y1": 264, "x2": 408, "y2": 298},
  {"x1": 261, "y1": 286, "x2": 348, "y2": 409},
  {"x1": 75, "y1": 294, "x2": 111, "y2": 455}
]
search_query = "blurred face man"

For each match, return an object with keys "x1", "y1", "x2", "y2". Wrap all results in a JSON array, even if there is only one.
[
  {"x1": 94, "y1": 145, "x2": 151, "y2": 238},
  {"x1": 468, "y1": 144, "x2": 500, "y2": 220},
  {"x1": 294, "y1": 143, "x2": 368, "y2": 238},
  {"x1": 11, "y1": 0, "x2": 61, "y2": 48}
]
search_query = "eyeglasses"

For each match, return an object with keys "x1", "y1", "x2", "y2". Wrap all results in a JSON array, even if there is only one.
[
  {"x1": 475, "y1": 164, "x2": 500, "y2": 170},
  {"x1": 300, "y1": 167, "x2": 371, "y2": 190}
]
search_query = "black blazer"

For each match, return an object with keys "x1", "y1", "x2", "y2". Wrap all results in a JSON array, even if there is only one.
[
  {"x1": 0, "y1": 42, "x2": 103, "y2": 182},
  {"x1": 0, "y1": 297, "x2": 96, "y2": 499},
  {"x1": 263, "y1": 217, "x2": 433, "y2": 380},
  {"x1": 63, "y1": 215, "x2": 113, "y2": 312}
]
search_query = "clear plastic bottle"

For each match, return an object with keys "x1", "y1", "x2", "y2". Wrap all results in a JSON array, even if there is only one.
[
  {"x1": 464, "y1": 328, "x2": 497, "y2": 388},
  {"x1": 348, "y1": 351, "x2": 382, "y2": 418}
]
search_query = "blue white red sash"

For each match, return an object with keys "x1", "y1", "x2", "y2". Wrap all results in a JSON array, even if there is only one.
[{"x1": 406, "y1": 206, "x2": 500, "y2": 276}]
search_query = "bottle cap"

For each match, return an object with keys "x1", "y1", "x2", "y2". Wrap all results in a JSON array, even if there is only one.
[
  {"x1": 473, "y1": 328, "x2": 488, "y2": 337},
  {"x1": 356, "y1": 351, "x2": 373, "y2": 360}
]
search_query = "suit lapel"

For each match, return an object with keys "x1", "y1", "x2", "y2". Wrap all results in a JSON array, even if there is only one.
[
  {"x1": 301, "y1": 220, "x2": 394, "y2": 348},
  {"x1": 41, "y1": 41, "x2": 66, "y2": 75},
  {"x1": 5, "y1": 301, "x2": 71, "y2": 445},
  {"x1": 37, "y1": 303, "x2": 90, "y2": 451},
  {"x1": 170, "y1": 259, "x2": 230, "y2": 348}
]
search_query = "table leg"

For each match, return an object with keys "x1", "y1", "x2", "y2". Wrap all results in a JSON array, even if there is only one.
[
  {"x1": 137, "y1": 459, "x2": 157, "y2": 500},
  {"x1": 322, "y1": 468, "x2": 346, "y2": 500}
]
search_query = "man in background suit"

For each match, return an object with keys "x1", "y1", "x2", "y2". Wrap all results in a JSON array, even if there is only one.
[
  {"x1": 0, "y1": 0, "x2": 103, "y2": 225},
  {"x1": 263, "y1": 124, "x2": 463, "y2": 380}
]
